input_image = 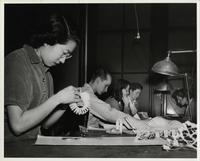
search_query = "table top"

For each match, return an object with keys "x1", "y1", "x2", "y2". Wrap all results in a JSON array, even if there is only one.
[
  {"x1": 4, "y1": 138, "x2": 197, "y2": 158},
  {"x1": 4, "y1": 127, "x2": 197, "y2": 158}
]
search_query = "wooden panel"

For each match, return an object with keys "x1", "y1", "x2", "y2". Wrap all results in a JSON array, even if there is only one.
[
  {"x1": 168, "y1": 31, "x2": 196, "y2": 50},
  {"x1": 125, "y1": 4, "x2": 151, "y2": 29},
  {"x1": 124, "y1": 31, "x2": 151, "y2": 72},
  {"x1": 96, "y1": 33, "x2": 122, "y2": 72},
  {"x1": 110, "y1": 74, "x2": 121, "y2": 80},
  {"x1": 168, "y1": 4, "x2": 196, "y2": 27},
  {"x1": 97, "y1": 4, "x2": 123, "y2": 30}
]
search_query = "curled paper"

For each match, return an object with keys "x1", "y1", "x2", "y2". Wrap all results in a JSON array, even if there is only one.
[{"x1": 70, "y1": 91, "x2": 90, "y2": 115}]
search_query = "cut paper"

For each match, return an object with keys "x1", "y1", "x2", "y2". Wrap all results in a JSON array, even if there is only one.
[{"x1": 35, "y1": 135, "x2": 167, "y2": 146}]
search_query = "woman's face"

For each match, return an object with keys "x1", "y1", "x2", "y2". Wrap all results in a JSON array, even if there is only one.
[
  {"x1": 122, "y1": 85, "x2": 130, "y2": 97},
  {"x1": 40, "y1": 40, "x2": 77, "y2": 67},
  {"x1": 130, "y1": 89, "x2": 141, "y2": 100}
]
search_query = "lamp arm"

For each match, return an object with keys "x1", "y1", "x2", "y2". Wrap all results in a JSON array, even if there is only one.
[
  {"x1": 169, "y1": 50, "x2": 196, "y2": 54},
  {"x1": 184, "y1": 73, "x2": 192, "y2": 121},
  {"x1": 166, "y1": 50, "x2": 196, "y2": 61}
]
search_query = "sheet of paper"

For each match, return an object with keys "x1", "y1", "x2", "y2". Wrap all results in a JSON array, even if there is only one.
[{"x1": 35, "y1": 135, "x2": 168, "y2": 145}]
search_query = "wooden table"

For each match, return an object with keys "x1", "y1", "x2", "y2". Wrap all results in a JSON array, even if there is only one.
[
  {"x1": 4, "y1": 127, "x2": 197, "y2": 158},
  {"x1": 4, "y1": 138, "x2": 197, "y2": 158}
]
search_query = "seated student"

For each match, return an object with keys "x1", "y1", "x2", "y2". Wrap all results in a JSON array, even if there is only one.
[
  {"x1": 105, "y1": 79, "x2": 131, "y2": 112},
  {"x1": 171, "y1": 88, "x2": 196, "y2": 123},
  {"x1": 127, "y1": 82, "x2": 143, "y2": 117},
  {"x1": 4, "y1": 13, "x2": 80, "y2": 142}
]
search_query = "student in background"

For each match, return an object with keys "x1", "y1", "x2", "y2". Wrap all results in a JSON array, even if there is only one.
[
  {"x1": 171, "y1": 88, "x2": 196, "y2": 123},
  {"x1": 128, "y1": 82, "x2": 143, "y2": 118},
  {"x1": 105, "y1": 79, "x2": 131, "y2": 112}
]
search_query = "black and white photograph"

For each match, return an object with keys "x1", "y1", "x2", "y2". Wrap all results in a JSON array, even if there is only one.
[{"x1": 1, "y1": 0, "x2": 199, "y2": 159}]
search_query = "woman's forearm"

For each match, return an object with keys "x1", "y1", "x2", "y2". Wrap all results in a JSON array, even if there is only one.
[{"x1": 7, "y1": 94, "x2": 60, "y2": 135}]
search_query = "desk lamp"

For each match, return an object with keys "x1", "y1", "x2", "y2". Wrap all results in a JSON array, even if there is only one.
[
  {"x1": 153, "y1": 82, "x2": 171, "y2": 116},
  {"x1": 151, "y1": 50, "x2": 196, "y2": 121}
]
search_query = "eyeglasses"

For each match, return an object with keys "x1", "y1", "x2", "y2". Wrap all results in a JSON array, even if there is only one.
[{"x1": 63, "y1": 50, "x2": 73, "y2": 60}]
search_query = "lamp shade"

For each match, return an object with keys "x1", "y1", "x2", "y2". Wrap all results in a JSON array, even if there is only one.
[{"x1": 152, "y1": 56, "x2": 179, "y2": 76}]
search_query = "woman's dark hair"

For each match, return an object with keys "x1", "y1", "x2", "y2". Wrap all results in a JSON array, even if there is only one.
[
  {"x1": 28, "y1": 13, "x2": 79, "y2": 48},
  {"x1": 172, "y1": 88, "x2": 187, "y2": 99},
  {"x1": 171, "y1": 88, "x2": 193, "y2": 107},
  {"x1": 130, "y1": 82, "x2": 143, "y2": 91},
  {"x1": 110, "y1": 79, "x2": 130, "y2": 102}
]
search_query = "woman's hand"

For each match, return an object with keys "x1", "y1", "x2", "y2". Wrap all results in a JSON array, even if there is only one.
[
  {"x1": 55, "y1": 86, "x2": 81, "y2": 104},
  {"x1": 122, "y1": 94, "x2": 129, "y2": 107},
  {"x1": 129, "y1": 99, "x2": 138, "y2": 115},
  {"x1": 116, "y1": 115, "x2": 135, "y2": 132}
]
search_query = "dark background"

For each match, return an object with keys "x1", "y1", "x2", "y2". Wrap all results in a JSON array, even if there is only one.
[{"x1": 5, "y1": 3, "x2": 197, "y2": 135}]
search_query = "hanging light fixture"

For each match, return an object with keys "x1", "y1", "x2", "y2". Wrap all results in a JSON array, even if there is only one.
[{"x1": 134, "y1": 4, "x2": 140, "y2": 39}]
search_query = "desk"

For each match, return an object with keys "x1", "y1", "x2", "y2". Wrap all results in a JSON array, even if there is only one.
[{"x1": 4, "y1": 138, "x2": 196, "y2": 158}]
